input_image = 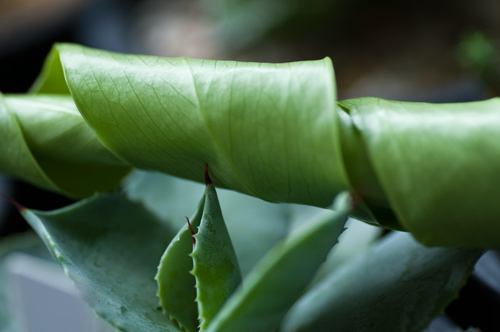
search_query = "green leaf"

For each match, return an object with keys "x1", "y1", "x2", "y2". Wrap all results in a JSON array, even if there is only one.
[
  {"x1": 338, "y1": 97, "x2": 500, "y2": 246},
  {"x1": 29, "y1": 45, "x2": 71, "y2": 95},
  {"x1": 192, "y1": 182, "x2": 242, "y2": 331},
  {"x1": 156, "y1": 173, "x2": 243, "y2": 332},
  {"x1": 0, "y1": 93, "x2": 130, "y2": 197},
  {"x1": 21, "y1": 193, "x2": 182, "y2": 332},
  {"x1": 0, "y1": 92, "x2": 56, "y2": 195},
  {"x1": 156, "y1": 198, "x2": 204, "y2": 332},
  {"x1": 311, "y1": 217, "x2": 382, "y2": 286},
  {"x1": 123, "y1": 170, "x2": 298, "y2": 276},
  {"x1": 205, "y1": 192, "x2": 351, "y2": 332},
  {"x1": 33, "y1": 43, "x2": 349, "y2": 207},
  {"x1": 280, "y1": 232, "x2": 482, "y2": 332},
  {"x1": 6, "y1": 43, "x2": 500, "y2": 247}
]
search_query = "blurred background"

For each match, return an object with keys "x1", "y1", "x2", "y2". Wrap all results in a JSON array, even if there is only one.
[
  {"x1": 1, "y1": 0, "x2": 500, "y2": 99},
  {"x1": 0, "y1": 0, "x2": 500, "y2": 331}
]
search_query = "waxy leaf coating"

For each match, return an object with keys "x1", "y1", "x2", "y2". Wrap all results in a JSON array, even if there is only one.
[
  {"x1": 156, "y1": 174, "x2": 241, "y2": 331},
  {"x1": 20, "y1": 193, "x2": 181, "y2": 332},
  {"x1": 5, "y1": 171, "x2": 482, "y2": 332},
  {"x1": 280, "y1": 232, "x2": 482, "y2": 332},
  {"x1": 192, "y1": 183, "x2": 242, "y2": 331},
  {"x1": 205, "y1": 192, "x2": 351, "y2": 332},
  {"x1": 155, "y1": 199, "x2": 204, "y2": 332}
]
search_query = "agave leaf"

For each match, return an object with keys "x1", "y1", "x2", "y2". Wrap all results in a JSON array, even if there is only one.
[
  {"x1": 0, "y1": 93, "x2": 129, "y2": 197},
  {"x1": 311, "y1": 217, "x2": 382, "y2": 286},
  {"x1": 280, "y1": 232, "x2": 482, "y2": 332},
  {"x1": 20, "y1": 193, "x2": 181, "y2": 332},
  {"x1": 156, "y1": 171, "x2": 243, "y2": 332},
  {"x1": 192, "y1": 181, "x2": 242, "y2": 331},
  {"x1": 155, "y1": 198, "x2": 204, "y2": 332},
  {"x1": 123, "y1": 170, "x2": 297, "y2": 276},
  {"x1": 204, "y1": 192, "x2": 351, "y2": 332}
]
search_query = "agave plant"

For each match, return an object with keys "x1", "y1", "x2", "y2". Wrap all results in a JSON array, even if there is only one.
[{"x1": 0, "y1": 43, "x2": 497, "y2": 331}]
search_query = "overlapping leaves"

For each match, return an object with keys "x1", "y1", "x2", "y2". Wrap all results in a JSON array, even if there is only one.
[
  {"x1": 0, "y1": 43, "x2": 495, "y2": 331},
  {"x1": 1, "y1": 171, "x2": 482, "y2": 332}
]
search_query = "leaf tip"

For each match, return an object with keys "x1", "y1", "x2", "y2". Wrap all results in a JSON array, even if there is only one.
[{"x1": 204, "y1": 163, "x2": 213, "y2": 186}]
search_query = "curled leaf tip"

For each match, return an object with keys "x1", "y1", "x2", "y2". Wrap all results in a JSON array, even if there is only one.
[
  {"x1": 0, "y1": 192, "x2": 26, "y2": 212},
  {"x1": 204, "y1": 163, "x2": 213, "y2": 186},
  {"x1": 186, "y1": 216, "x2": 196, "y2": 245}
]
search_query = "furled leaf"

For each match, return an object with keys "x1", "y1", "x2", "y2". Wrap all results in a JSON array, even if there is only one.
[
  {"x1": 279, "y1": 232, "x2": 482, "y2": 332},
  {"x1": 2, "y1": 43, "x2": 500, "y2": 246},
  {"x1": 31, "y1": 43, "x2": 349, "y2": 208},
  {"x1": 0, "y1": 93, "x2": 130, "y2": 197},
  {"x1": 20, "y1": 193, "x2": 182, "y2": 332},
  {"x1": 338, "y1": 97, "x2": 500, "y2": 246},
  {"x1": 204, "y1": 192, "x2": 351, "y2": 332},
  {"x1": 29, "y1": 45, "x2": 71, "y2": 95}
]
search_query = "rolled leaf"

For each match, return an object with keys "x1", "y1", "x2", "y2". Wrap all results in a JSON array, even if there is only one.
[
  {"x1": 32, "y1": 43, "x2": 349, "y2": 207},
  {"x1": 0, "y1": 93, "x2": 130, "y2": 197},
  {"x1": 2, "y1": 43, "x2": 500, "y2": 246},
  {"x1": 338, "y1": 98, "x2": 500, "y2": 246}
]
